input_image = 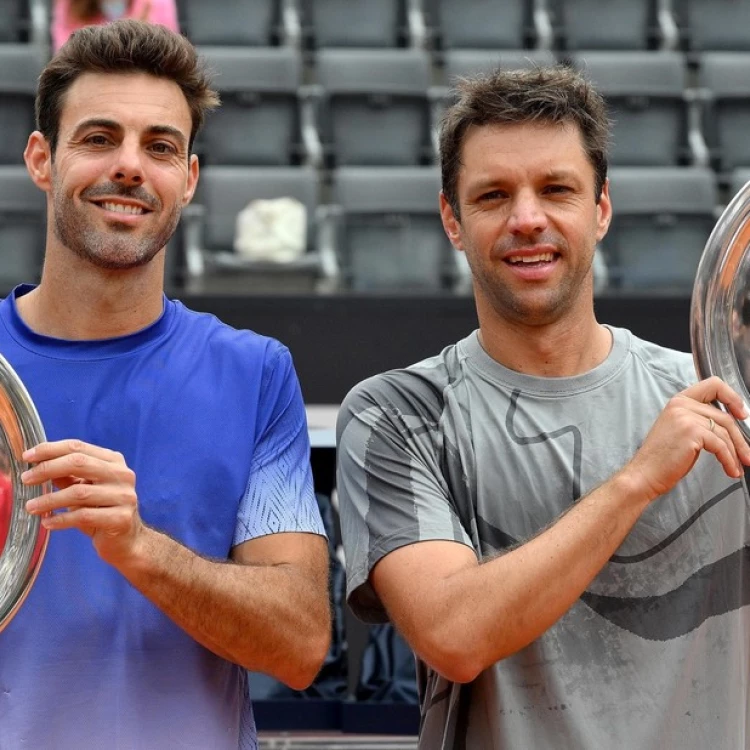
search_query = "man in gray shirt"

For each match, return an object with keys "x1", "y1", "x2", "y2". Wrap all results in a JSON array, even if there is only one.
[{"x1": 336, "y1": 66, "x2": 750, "y2": 749}]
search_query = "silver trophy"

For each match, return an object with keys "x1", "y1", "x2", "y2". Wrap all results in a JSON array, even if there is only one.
[
  {"x1": 0, "y1": 353, "x2": 48, "y2": 633},
  {"x1": 692, "y1": 179, "x2": 750, "y2": 442}
]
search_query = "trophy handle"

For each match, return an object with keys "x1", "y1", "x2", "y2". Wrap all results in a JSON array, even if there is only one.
[{"x1": 691, "y1": 179, "x2": 750, "y2": 444}]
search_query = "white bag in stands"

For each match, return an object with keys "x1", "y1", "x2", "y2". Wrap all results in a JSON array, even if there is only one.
[{"x1": 234, "y1": 197, "x2": 307, "y2": 263}]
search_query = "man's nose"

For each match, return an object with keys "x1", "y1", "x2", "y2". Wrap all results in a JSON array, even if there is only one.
[
  {"x1": 109, "y1": 140, "x2": 144, "y2": 186},
  {"x1": 507, "y1": 190, "x2": 547, "y2": 235}
]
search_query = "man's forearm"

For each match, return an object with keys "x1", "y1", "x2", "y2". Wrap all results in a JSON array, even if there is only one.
[
  {"x1": 403, "y1": 471, "x2": 650, "y2": 681},
  {"x1": 115, "y1": 526, "x2": 331, "y2": 689}
]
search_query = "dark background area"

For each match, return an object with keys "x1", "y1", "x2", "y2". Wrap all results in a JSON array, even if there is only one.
[{"x1": 180, "y1": 292, "x2": 694, "y2": 404}]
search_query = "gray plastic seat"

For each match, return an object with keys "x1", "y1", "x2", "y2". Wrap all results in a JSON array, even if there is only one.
[
  {"x1": 317, "y1": 49, "x2": 434, "y2": 167},
  {"x1": 0, "y1": 0, "x2": 31, "y2": 42},
  {"x1": 550, "y1": 0, "x2": 656, "y2": 50},
  {"x1": 0, "y1": 165, "x2": 45, "y2": 291},
  {"x1": 300, "y1": 0, "x2": 405, "y2": 48},
  {"x1": 185, "y1": 166, "x2": 324, "y2": 293},
  {"x1": 675, "y1": 0, "x2": 750, "y2": 52},
  {"x1": 0, "y1": 45, "x2": 45, "y2": 165},
  {"x1": 425, "y1": 0, "x2": 530, "y2": 50},
  {"x1": 572, "y1": 51, "x2": 689, "y2": 166},
  {"x1": 698, "y1": 53, "x2": 750, "y2": 172},
  {"x1": 443, "y1": 48, "x2": 557, "y2": 81},
  {"x1": 331, "y1": 167, "x2": 457, "y2": 291},
  {"x1": 196, "y1": 47, "x2": 303, "y2": 166},
  {"x1": 729, "y1": 168, "x2": 750, "y2": 199},
  {"x1": 604, "y1": 167, "x2": 717, "y2": 291},
  {"x1": 178, "y1": 0, "x2": 278, "y2": 45}
]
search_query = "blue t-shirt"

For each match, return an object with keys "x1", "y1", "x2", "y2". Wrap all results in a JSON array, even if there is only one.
[{"x1": 0, "y1": 285, "x2": 325, "y2": 750}]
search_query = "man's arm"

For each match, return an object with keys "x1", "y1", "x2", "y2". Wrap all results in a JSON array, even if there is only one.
[
  {"x1": 364, "y1": 377, "x2": 750, "y2": 683},
  {"x1": 22, "y1": 440, "x2": 332, "y2": 690}
]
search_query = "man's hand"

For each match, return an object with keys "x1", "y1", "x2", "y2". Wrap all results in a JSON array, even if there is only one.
[
  {"x1": 622, "y1": 376, "x2": 750, "y2": 503},
  {"x1": 22, "y1": 439, "x2": 143, "y2": 566}
]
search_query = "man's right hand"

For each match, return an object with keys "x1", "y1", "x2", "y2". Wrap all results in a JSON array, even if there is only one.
[{"x1": 622, "y1": 376, "x2": 750, "y2": 503}]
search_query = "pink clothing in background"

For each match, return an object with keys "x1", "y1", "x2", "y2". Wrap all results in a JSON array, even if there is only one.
[{"x1": 52, "y1": 0, "x2": 179, "y2": 51}]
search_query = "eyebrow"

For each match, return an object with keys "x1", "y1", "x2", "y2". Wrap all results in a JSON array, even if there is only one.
[
  {"x1": 70, "y1": 119, "x2": 188, "y2": 149},
  {"x1": 467, "y1": 169, "x2": 581, "y2": 194}
]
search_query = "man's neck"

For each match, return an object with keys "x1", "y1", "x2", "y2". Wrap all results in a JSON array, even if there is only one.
[
  {"x1": 16, "y1": 259, "x2": 165, "y2": 340},
  {"x1": 477, "y1": 309, "x2": 613, "y2": 378}
]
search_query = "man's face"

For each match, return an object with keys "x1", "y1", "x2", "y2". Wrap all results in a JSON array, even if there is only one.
[
  {"x1": 35, "y1": 71, "x2": 198, "y2": 271},
  {"x1": 440, "y1": 121, "x2": 611, "y2": 328}
]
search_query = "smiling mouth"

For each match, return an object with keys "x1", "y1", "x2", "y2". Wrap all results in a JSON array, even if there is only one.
[
  {"x1": 506, "y1": 252, "x2": 559, "y2": 266},
  {"x1": 93, "y1": 201, "x2": 151, "y2": 216}
]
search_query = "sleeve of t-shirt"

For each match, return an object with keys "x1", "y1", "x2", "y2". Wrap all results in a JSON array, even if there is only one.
[
  {"x1": 233, "y1": 343, "x2": 325, "y2": 546},
  {"x1": 336, "y1": 373, "x2": 474, "y2": 624}
]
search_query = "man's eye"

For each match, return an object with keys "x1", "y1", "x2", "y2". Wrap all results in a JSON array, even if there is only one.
[
  {"x1": 86, "y1": 135, "x2": 110, "y2": 146},
  {"x1": 150, "y1": 142, "x2": 176, "y2": 155},
  {"x1": 480, "y1": 191, "x2": 504, "y2": 201},
  {"x1": 545, "y1": 185, "x2": 571, "y2": 194}
]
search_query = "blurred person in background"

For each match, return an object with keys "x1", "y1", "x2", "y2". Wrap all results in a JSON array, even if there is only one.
[{"x1": 52, "y1": 0, "x2": 179, "y2": 51}]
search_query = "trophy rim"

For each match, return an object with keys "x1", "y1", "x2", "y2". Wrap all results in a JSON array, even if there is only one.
[
  {"x1": 691, "y1": 178, "x2": 750, "y2": 442},
  {"x1": 0, "y1": 351, "x2": 48, "y2": 633}
]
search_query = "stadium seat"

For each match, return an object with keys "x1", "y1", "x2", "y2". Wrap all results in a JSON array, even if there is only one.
[
  {"x1": 443, "y1": 48, "x2": 557, "y2": 81},
  {"x1": 698, "y1": 52, "x2": 750, "y2": 173},
  {"x1": 326, "y1": 167, "x2": 460, "y2": 291},
  {"x1": 316, "y1": 48, "x2": 434, "y2": 167},
  {"x1": 0, "y1": 165, "x2": 45, "y2": 292},
  {"x1": 674, "y1": 0, "x2": 750, "y2": 52},
  {"x1": 549, "y1": 0, "x2": 658, "y2": 50},
  {"x1": 195, "y1": 47, "x2": 317, "y2": 167},
  {"x1": 299, "y1": 0, "x2": 406, "y2": 48},
  {"x1": 0, "y1": 0, "x2": 47, "y2": 43},
  {"x1": 423, "y1": 0, "x2": 531, "y2": 50},
  {"x1": 0, "y1": 44, "x2": 45, "y2": 165},
  {"x1": 178, "y1": 0, "x2": 280, "y2": 46},
  {"x1": 182, "y1": 166, "x2": 335, "y2": 293},
  {"x1": 604, "y1": 166, "x2": 718, "y2": 291},
  {"x1": 728, "y1": 168, "x2": 750, "y2": 201},
  {"x1": 571, "y1": 51, "x2": 695, "y2": 167}
]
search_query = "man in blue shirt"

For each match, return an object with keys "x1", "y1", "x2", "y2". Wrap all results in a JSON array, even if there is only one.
[{"x1": 0, "y1": 19, "x2": 330, "y2": 749}]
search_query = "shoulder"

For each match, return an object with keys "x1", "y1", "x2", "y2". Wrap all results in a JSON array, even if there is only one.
[
  {"x1": 337, "y1": 341, "x2": 464, "y2": 436},
  {"x1": 616, "y1": 327, "x2": 696, "y2": 391},
  {"x1": 168, "y1": 299, "x2": 290, "y2": 366}
]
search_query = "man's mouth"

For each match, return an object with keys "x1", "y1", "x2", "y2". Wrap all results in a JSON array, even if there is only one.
[
  {"x1": 506, "y1": 252, "x2": 557, "y2": 266},
  {"x1": 92, "y1": 200, "x2": 151, "y2": 216}
]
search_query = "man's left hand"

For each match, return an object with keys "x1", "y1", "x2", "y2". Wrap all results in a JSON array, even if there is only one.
[{"x1": 22, "y1": 439, "x2": 143, "y2": 566}]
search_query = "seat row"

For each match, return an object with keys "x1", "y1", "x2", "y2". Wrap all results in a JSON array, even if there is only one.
[
  {"x1": 0, "y1": 163, "x2": 737, "y2": 296},
  {"x1": 5, "y1": 0, "x2": 750, "y2": 54},
  {"x1": 5, "y1": 44, "x2": 750, "y2": 177},
  {"x1": 174, "y1": 0, "x2": 750, "y2": 55}
]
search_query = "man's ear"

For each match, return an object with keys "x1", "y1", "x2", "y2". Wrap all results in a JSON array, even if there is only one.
[
  {"x1": 182, "y1": 153, "x2": 199, "y2": 206},
  {"x1": 440, "y1": 191, "x2": 464, "y2": 251},
  {"x1": 24, "y1": 131, "x2": 53, "y2": 192},
  {"x1": 595, "y1": 179, "x2": 612, "y2": 243}
]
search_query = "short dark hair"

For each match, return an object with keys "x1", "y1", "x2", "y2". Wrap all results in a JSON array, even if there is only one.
[
  {"x1": 440, "y1": 66, "x2": 611, "y2": 218},
  {"x1": 36, "y1": 19, "x2": 219, "y2": 154}
]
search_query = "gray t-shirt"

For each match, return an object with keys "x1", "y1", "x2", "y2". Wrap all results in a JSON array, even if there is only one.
[{"x1": 337, "y1": 327, "x2": 750, "y2": 750}]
